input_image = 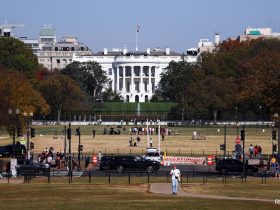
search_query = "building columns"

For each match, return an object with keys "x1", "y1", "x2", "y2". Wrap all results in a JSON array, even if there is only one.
[
  {"x1": 122, "y1": 66, "x2": 126, "y2": 93},
  {"x1": 140, "y1": 66, "x2": 144, "y2": 93},
  {"x1": 116, "y1": 67, "x2": 120, "y2": 92},
  {"x1": 131, "y1": 66, "x2": 134, "y2": 95},
  {"x1": 148, "y1": 66, "x2": 152, "y2": 93}
]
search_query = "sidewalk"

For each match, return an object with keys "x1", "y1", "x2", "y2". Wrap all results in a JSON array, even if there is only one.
[
  {"x1": 0, "y1": 178, "x2": 24, "y2": 184},
  {"x1": 149, "y1": 183, "x2": 273, "y2": 203}
]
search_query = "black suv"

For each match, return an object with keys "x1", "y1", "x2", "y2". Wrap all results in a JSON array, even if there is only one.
[
  {"x1": 0, "y1": 143, "x2": 26, "y2": 158},
  {"x1": 16, "y1": 160, "x2": 48, "y2": 176},
  {"x1": 100, "y1": 155, "x2": 160, "y2": 173},
  {"x1": 215, "y1": 158, "x2": 258, "y2": 175}
]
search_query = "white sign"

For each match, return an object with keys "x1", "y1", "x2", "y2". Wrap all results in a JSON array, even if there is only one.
[{"x1": 165, "y1": 156, "x2": 206, "y2": 165}]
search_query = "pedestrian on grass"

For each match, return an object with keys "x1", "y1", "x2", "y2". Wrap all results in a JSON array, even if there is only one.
[
  {"x1": 92, "y1": 129, "x2": 96, "y2": 139},
  {"x1": 149, "y1": 138, "x2": 153, "y2": 148},
  {"x1": 170, "y1": 165, "x2": 181, "y2": 195}
]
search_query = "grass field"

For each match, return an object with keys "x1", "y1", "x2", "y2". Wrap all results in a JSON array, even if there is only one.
[
  {"x1": 0, "y1": 125, "x2": 274, "y2": 157},
  {"x1": 0, "y1": 177, "x2": 278, "y2": 210},
  {"x1": 0, "y1": 125, "x2": 278, "y2": 209}
]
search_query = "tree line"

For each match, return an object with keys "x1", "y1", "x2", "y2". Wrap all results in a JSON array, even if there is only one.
[
  {"x1": 0, "y1": 36, "x2": 279, "y2": 126},
  {"x1": 155, "y1": 38, "x2": 280, "y2": 122},
  {"x1": 0, "y1": 37, "x2": 111, "y2": 126}
]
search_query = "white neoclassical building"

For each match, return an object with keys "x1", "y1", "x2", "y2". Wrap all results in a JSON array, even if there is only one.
[{"x1": 73, "y1": 47, "x2": 183, "y2": 102}]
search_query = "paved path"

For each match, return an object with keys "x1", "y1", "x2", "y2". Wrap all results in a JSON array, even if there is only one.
[
  {"x1": 0, "y1": 178, "x2": 24, "y2": 184},
  {"x1": 149, "y1": 183, "x2": 274, "y2": 203}
]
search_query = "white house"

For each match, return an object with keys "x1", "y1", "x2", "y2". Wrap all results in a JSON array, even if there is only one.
[{"x1": 73, "y1": 47, "x2": 183, "y2": 102}]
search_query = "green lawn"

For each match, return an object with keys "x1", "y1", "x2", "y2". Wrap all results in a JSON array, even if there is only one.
[
  {"x1": 0, "y1": 178, "x2": 276, "y2": 210},
  {"x1": 94, "y1": 102, "x2": 178, "y2": 115},
  {"x1": 182, "y1": 177, "x2": 280, "y2": 199}
]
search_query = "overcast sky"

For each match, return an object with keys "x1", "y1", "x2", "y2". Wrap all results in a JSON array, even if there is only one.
[{"x1": 1, "y1": 0, "x2": 280, "y2": 52}]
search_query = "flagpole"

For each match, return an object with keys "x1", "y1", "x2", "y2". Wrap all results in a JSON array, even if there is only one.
[{"x1": 136, "y1": 28, "x2": 138, "y2": 51}]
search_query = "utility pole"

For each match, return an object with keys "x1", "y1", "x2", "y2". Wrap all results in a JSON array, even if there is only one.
[
  {"x1": 64, "y1": 125, "x2": 67, "y2": 161},
  {"x1": 67, "y1": 123, "x2": 72, "y2": 183},
  {"x1": 77, "y1": 127, "x2": 81, "y2": 169},
  {"x1": 277, "y1": 118, "x2": 280, "y2": 163},
  {"x1": 241, "y1": 126, "x2": 246, "y2": 178},
  {"x1": 224, "y1": 125, "x2": 227, "y2": 158},
  {"x1": 278, "y1": 125, "x2": 280, "y2": 163}
]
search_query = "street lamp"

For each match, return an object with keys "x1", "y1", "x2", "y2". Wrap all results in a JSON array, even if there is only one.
[
  {"x1": 23, "y1": 111, "x2": 33, "y2": 159},
  {"x1": 8, "y1": 108, "x2": 20, "y2": 158},
  {"x1": 273, "y1": 113, "x2": 280, "y2": 163},
  {"x1": 236, "y1": 122, "x2": 240, "y2": 138},
  {"x1": 235, "y1": 106, "x2": 239, "y2": 138}
]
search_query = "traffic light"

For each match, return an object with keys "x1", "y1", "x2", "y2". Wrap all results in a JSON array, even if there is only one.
[
  {"x1": 30, "y1": 142, "x2": 34, "y2": 150},
  {"x1": 78, "y1": 145, "x2": 83, "y2": 151},
  {"x1": 76, "y1": 127, "x2": 80, "y2": 136},
  {"x1": 17, "y1": 126, "x2": 23, "y2": 137},
  {"x1": 220, "y1": 144, "x2": 225, "y2": 151},
  {"x1": 240, "y1": 130, "x2": 245, "y2": 141},
  {"x1": 272, "y1": 130, "x2": 277, "y2": 140},
  {"x1": 30, "y1": 127, "x2": 35, "y2": 138},
  {"x1": 273, "y1": 144, "x2": 277, "y2": 152},
  {"x1": 67, "y1": 128, "x2": 71, "y2": 140}
]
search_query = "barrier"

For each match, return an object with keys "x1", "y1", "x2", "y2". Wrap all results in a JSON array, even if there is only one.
[
  {"x1": 207, "y1": 155, "x2": 215, "y2": 165},
  {"x1": 165, "y1": 156, "x2": 206, "y2": 165},
  {"x1": 163, "y1": 160, "x2": 171, "y2": 166},
  {"x1": 92, "y1": 155, "x2": 98, "y2": 166}
]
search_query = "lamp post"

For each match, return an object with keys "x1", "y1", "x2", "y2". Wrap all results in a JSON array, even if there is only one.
[
  {"x1": 235, "y1": 106, "x2": 239, "y2": 137},
  {"x1": 8, "y1": 108, "x2": 20, "y2": 158},
  {"x1": 236, "y1": 122, "x2": 240, "y2": 138},
  {"x1": 273, "y1": 113, "x2": 280, "y2": 163},
  {"x1": 259, "y1": 106, "x2": 262, "y2": 122},
  {"x1": 76, "y1": 127, "x2": 81, "y2": 169},
  {"x1": 23, "y1": 111, "x2": 33, "y2": 159}
]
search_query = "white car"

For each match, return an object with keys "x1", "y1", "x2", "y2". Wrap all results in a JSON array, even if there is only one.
[{"x1": 143, "y1": 148, "x2": 162, "y2": 162}]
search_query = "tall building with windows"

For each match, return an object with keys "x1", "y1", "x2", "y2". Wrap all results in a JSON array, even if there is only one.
[
  {"x1": 20, "y1": 25, "x2": 93, "y2": 70},
  {"x1": 73, "y1": 47, "x2": 182, "y2": 102},
  {"x1": 36, "y1": 25, "x2": 92, "y2": 70},
  {"x1": 238, "y1": 27, "x2": 280, "y2": 42}
]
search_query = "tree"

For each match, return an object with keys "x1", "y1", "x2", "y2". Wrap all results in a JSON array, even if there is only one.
[
  {"x1": 0, "y1": 68, "x2": 50, "y2": 126},
  {"x1": 196, "y1": 76, "x2": 237, "y2": 122},
  {"x1": 158, "y1": 61, "x2": 203, "y2": 120},
  {"x1": 62, "y1": 61, "x2": 109, "y2": 102},
  {"x1": 240, "y1": 50, "x2": 280, "y2": 113},
  {"x1": 38, "y1": 74, "x2": 84, "y2": 122},
  {"x1": 0, "y1": 37, "x2": 39, "y2": 79}
]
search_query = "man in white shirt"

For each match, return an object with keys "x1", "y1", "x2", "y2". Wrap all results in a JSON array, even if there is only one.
[{"x1": 170, "y1": 165, "x2": 181, "y2": 195}]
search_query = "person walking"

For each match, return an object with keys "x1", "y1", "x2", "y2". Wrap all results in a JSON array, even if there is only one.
[
  {"x1": 275, "y1": 161, "x2": 280, "y2": 179},
  {"x1": 170, "y1": 165, "x2": 181, "y2": 195}
]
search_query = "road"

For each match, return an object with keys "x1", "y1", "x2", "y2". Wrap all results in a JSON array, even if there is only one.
[
  {"x1": 81, "y1": 164, "x2": 259, "y2": 177},
  {"x1": 78, "y1": 165, "x2": 213, "y2": 177},
  {"x1": 45, "y1": 164, "x2": 271, "y2": 178}
]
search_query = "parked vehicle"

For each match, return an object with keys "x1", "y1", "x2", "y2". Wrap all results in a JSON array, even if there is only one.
[
  {"x1": 142, "y1": 148, "x2": 162, "y2": 162},
  {"x1": 0, "y1": 143, "x2": 26, "y2": 158},
  {"x1": 16, "y1": 159, "x2": 48, "y2": 176},
  {"x1": 100, "y1": 155, "x2": 160, "y2": 173},
  {"x1": 215, "y1": 158, "x2": 258, "y2": 175}
]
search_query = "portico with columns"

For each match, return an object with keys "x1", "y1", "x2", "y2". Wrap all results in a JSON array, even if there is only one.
[
  {"x1": 113, "y1": 64, "x2": 157, "y2": 102},
  {"x1": 73, "y1": 47, "x2": 182, "y2": 102}
]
